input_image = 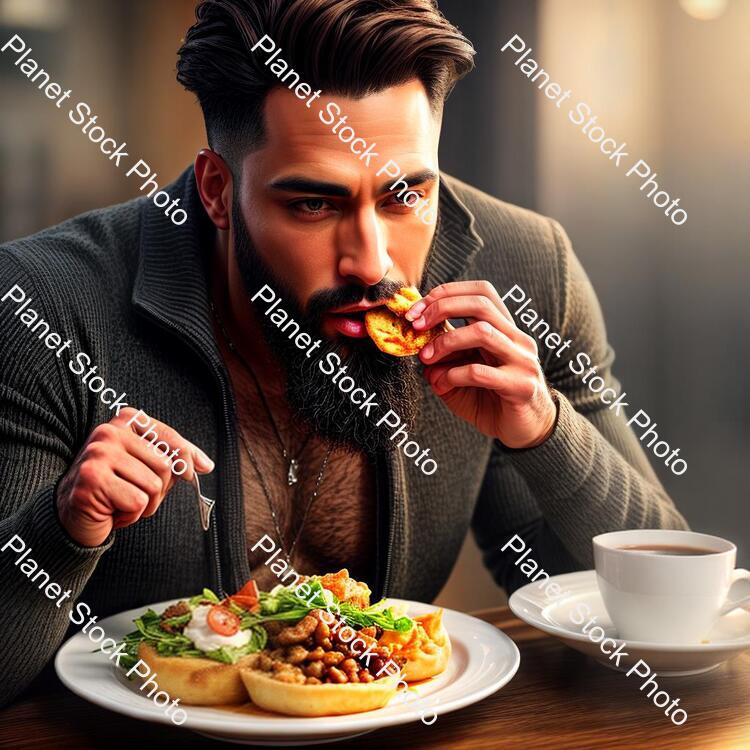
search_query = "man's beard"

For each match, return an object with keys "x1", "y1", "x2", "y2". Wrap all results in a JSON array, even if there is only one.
[{"x1": 231, "y1": 207, "x2": 421, "y2": 455}]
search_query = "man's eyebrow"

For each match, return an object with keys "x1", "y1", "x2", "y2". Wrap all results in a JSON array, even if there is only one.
[
  {"x1": 377, "y1": 169, "x2": 438, "y2": 194},
  {"x1": 267, "y1": 176, "x2": 352, "y2": 197}
]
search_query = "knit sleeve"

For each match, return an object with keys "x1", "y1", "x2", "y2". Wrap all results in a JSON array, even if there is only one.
[
  {"x1": 0, "y1": 249, "x2": 114, "y2": 707},
  {"x1": 504, "y1": 219, "x2": 689, "y2": 565}
]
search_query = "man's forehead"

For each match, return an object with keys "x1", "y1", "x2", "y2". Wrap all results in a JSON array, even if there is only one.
[{"x1": 253, "y1": 79, "x2": 440, "y2": 174}]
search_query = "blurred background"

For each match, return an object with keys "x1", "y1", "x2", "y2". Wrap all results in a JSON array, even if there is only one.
[{"x1": 0, "y1": 0, "x2": 747, "y2": 611}]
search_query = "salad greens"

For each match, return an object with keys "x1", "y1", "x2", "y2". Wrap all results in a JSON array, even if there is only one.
[
  {"x1": 243, "y1": 578, "x2": 414, "y2": 633},
  {"x1": 117, "y1": 578, "x2": 413, "y2": 672},
  {"x1": 118, "y1": 604, "x2": 267, "y2": 671}
]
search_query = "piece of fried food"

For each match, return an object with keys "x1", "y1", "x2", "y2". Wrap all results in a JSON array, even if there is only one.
[
  {"x1": 137, "y1": 642, "x2": 249, "y2": 705},
  {"x1": 239, "y1": 667, "x2": 399, "y2": 717},
  {"x1": 366, "y1": 286, "x2": 443, "y2": 357},
  {"x1": 378, "y1": 609, "x2": 451, "y2": 682},
  {"x1": 318, "y1": 569, "x2": 371, "y2": 609},
  {"x1": 365, "y1": 308, "x2": 440, "y2": 357},
  {"x1": 384, "y1": 286, "x2": 422, "y2": 316}
]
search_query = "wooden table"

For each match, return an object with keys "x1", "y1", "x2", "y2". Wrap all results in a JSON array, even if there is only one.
[{"x1": 2, "y1": 607, "x2": 748, "y2": 750}]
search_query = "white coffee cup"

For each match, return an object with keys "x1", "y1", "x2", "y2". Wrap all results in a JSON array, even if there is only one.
[{"x1": 593, "y1": 529, "x2": 750, "y2": 644}]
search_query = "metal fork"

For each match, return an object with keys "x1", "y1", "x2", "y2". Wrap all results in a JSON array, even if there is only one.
[{"x1": 191, "y1": 472, "x2": 215, "y2": 532}]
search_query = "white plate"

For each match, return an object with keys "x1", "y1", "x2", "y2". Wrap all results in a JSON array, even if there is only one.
[
  {"x1": 509, "y1": 570, "x2": 750, "y2": 676},
  {"x1": 55, "y1": 598, "x2": 519, "y2": 745}
]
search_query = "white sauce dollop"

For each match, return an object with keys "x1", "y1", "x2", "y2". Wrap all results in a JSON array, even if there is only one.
[{"x1": 183, "y1": 604, "x2": 251, "y2": 652}]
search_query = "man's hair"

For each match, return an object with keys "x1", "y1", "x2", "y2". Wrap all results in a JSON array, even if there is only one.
[{"x1": 177, "y1": 0, "x2": 474, "y2": 168}]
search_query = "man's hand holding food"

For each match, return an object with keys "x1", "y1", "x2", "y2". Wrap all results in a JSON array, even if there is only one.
[
  {"x1": 56, "y1": 406, "x2": 215, "y2": 547},
  {"x1": 406, "y1": 280, "x2": 558, "y2": 449}
]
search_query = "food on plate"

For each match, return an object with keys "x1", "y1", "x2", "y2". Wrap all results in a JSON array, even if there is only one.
[
  {"x1": 119, "y1": 584, "x2": 266, "y2": 705},
  {"x1": 117, "y1": 569, "x2": 451, "y2": 714},
  {"x1": 318, "y1": 569, "x2": 372, "y2": 609},
  {"x1": 241, "y1": 668, "x2": 400, "y2": 717},
  {"x1": 138, "y1": 642, "x2": 249, "y2": 705},
  {"x1": 365, "y1": 286, "x2": 444, "y2": 357},
  {"x1": 239, "y1": 608, "x2": 402, "y2": 716},
  {"x1": 378, "y1": 609, "x2": 452, "y2": 681}
]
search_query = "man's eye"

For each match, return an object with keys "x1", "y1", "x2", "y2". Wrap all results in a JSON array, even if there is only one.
[
  {"x1": 290, "y1": 198, "x2": 333, "y2": 215},
  {"x1": 383, "y1": 191, "x2": 424, "y2": 209}
]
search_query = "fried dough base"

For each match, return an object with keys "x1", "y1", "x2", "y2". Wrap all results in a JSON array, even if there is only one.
[
  {"x1": 378, "y1": 610, "x2": 452, "y2": 682},
  {"x1": 138, "y1": 642, "x2": 248, "y2": 705},
  {"x1": 239, "y1": 669, "x2": 400, "y2": 716}
]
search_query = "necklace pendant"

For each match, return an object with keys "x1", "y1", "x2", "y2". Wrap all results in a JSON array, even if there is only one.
[{"x1": 287, "y1": 458, "x2": 299, "y2": 485}]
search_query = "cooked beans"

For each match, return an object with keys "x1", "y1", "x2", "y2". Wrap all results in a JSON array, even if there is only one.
[
  {"x1": 258, "y1": 616, "x2": 405, "y2": 684},
  {"x1": 327, "y1": 667, "x2": 347, "y2": 684},
  {"x1": 285, "y1": 646, "x2": 309, "y2": 664},
  {"x1": 276, "y1": 615, "x2": 318, "y2": 645},
  {"x1": 274, "y1": 670, "x2": 306, "y2": 684},
  {"x1": 314, "y1": 621, "x2": 330, "y2": 645},
  {"x1": 322, "y1": 651, "x2": 345, "y2": 667},
  {"x1": 303, "y1": 661, "x2": 325, "y2": 679}
]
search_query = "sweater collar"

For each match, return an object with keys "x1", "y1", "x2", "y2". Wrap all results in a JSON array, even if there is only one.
[
  {"x1": 132, "y1": 166, "x2": 218, "y2": 349},
  {"x1": 133, "y1": 167, "x2": 484, "y2": 333},
  {"x1": 424, "y1": 175, "x2": 485, "y2": 289}
]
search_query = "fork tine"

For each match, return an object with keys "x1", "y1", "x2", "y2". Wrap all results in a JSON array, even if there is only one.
[
  {"x1": 192, "y1": 473, "x2": 215, "y2": 532},
  {"x1": 198, "y1": 495, "x2": 215, "y2": 532}
]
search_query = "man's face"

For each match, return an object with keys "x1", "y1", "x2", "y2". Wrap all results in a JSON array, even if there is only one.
[
  {"x1": 236, "y1": 78, "x2": 441, "y2": 338},
  {"x1": 227, "y1": 79, "x2": 440, "y2": 451}
]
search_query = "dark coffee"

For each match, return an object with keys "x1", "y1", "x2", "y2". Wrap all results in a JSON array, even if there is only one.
[{"x1": 618, "y1": 544, "x2": 716, "y2": 556}]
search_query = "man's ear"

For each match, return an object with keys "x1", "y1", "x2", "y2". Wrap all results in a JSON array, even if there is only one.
[{"x1": 194, "y1": 149, "x2": 232, "y2": 230}]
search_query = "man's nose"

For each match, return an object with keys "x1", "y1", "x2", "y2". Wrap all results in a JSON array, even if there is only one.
[{"x1": 336, "y1": 209, "x2": 393, "y2": 286}]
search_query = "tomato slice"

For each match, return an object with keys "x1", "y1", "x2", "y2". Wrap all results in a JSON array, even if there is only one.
[
  {"x1": 235, "y1": 580, "x2": 260, "y2": 600},
  {"x1": 207, "y1": 605, "x2": 240, "y2": 636}
]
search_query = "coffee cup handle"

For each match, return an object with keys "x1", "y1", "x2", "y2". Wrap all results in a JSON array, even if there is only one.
[{"x1": 720, "y1": 568, "x2": 750, "y2": 616}]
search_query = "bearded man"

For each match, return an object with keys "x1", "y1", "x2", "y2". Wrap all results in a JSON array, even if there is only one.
[{"x1": 0, "y1": 0, "x2": 687, "y2": 706}]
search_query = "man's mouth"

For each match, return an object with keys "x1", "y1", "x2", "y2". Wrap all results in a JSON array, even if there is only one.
[{"x1": 323, "y1": 301, "x2": 385, "y2": 339}]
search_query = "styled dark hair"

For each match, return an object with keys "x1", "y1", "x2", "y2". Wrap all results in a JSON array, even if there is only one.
[{"x1": 177, "y1": 0, "x2": 474, "y2": 167}]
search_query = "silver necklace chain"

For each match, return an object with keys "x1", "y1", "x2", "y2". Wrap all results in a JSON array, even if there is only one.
[
  {"x1": 238, "y1": 427, "x2": 332, "y2": 565},
  {"x1": 210, "y1": 301, "x2": 332, "y2": 563}
]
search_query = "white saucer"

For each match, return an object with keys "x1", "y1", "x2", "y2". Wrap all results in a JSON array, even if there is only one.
[
  {"x1": 55, "y1": 598, "x2": 520, "y2": 745},
  {"x1": 508, "y1": 570, "x2": 750, "y2": 676}
]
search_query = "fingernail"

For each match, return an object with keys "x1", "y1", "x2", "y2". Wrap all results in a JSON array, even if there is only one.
[
  {"x1": 194, "y1": 448, "x2": 215, "y2": 473},
  {"x1": 421, "y1": 343, "x2": 434, "y2": 360},
  {"x1": 412, "y1": 316, "x2": 425, "y2": 330},
  {"x1": 406, "y1": 302, "x2": 425, "y2": 320}
]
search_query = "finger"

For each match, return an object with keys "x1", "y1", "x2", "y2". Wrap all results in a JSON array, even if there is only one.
[
  {"x1": 423, "y1": 361, "x2": 455, "y2": 390},
  {"x1": 420, "y1": 321, "x2": 531, "y2": 367},
  {"x1": 115, "y1": 409, "x2": 214, "y2": 476},
  {"x1": 145, "y1": 417, "x2": 214, "y2": 474},
  {"x1": 432, "y1": 362, "x2": 517, "y2": 397},
  {"x1": 112, "y1": 453, "x2": 168, "y2": 517},
  {"x1": 120, "y1": 428, "x2": 185, "y2": 490},
  {"x1": 110, "y1": 406, "x2": 142, "y2": 426},
  {"x1": 407, "y1": 281, "x2": 515, "y2": 323},
  {"x1": 101, "y1": 473, "x2": 150, "y2": 517},
  {"x1": 411, "y1": 295, "x2": 524, "y2": 345},
  {"x1": 424, "y1": 364, "x2": 463, "y2": 399}
]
